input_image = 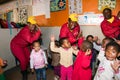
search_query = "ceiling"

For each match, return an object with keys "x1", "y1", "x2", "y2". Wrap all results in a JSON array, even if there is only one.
[{"x1": 0, "y1": 0, "x2": 14, "y2": 4}]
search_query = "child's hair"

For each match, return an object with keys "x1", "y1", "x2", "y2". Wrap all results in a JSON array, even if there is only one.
[
  {"x1": 55, "y1": 40, "x2": 60, "y2": 47},
  {"x1": 102, "y1": 37, "x2": 114, "y2": 43},
  {"x1": 59, "y1": 37, "x2": 68, "y2": 46},
  {"x1": 105, "y1": 41, "x2": 120, "y2": 53},
  {"x1": 86, "y1": 35, "x2": 94, "y2": 40},
  {"x1": 81, "y1": 40, "x2": 93, "y2": 52},
  {"x1": 32, "y1": 40, "x2": 41, "y2": 46}
]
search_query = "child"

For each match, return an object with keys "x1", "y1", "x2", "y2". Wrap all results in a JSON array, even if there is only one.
[
  {"x1": 0, "y1": 57, "x2": 7, "y2": 80},
  {"x1": 50, "y1": 36, "x2": 78, "y2": 80},
  {"x1": 72, "y1": 37, "x2": 93, "y2": 80},
  {"x1": 30, "y1": 40, "x2": 48, "y2": 80},
  {"x1": 94, "y1": 41, "x2": 120, "y2": 80},
  {"x1": 50, "y1": 40, "x2": 61, "y2": 80}
]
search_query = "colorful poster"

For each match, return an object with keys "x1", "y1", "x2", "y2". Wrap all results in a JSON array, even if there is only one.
[
  {"x1": 50, "y1": 0, "x2": 66, "y2": 12},
  {"x1": 98, "y1": 0, "x2": 116, "y2": 11},
  {"x1": 68, "y1": 0, "x2": 82, "y2": 14}
]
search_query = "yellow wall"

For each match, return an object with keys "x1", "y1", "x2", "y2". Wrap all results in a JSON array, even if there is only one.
[{"x1": 36, "y1": 0, "x2": 120, "y2": 26}]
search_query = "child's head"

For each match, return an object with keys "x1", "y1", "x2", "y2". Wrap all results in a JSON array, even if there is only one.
[
  {"x1": 80, "y1": 40, "x2": 93, "y2": 52},
  {"x1": 105, "y1": 41, "x2": 120, "y2": 61},
  {"x1": 102, "y1": 37, "x2": 114, "y2": 48},
  {"x1": 59, "y1": 37, "x2": 71, "y2": 48},
  {"x1": 86, "y1": 35, "x2": 94, "y2": 43},
  {"x1": 32, "y1": 40, "x2": 41, "y2": 52},
  {"x1": 55, "y1": 40, "x2": 60, "y2": 48}
]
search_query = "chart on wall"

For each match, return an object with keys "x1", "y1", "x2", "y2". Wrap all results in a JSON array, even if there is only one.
[
  {"x1": 98, "y1": 0, "x2": 116, "y2": 11},
  {"x1": 68, "y1": 0, "x2": 82, "y2": 14},
  {"x1": 18, "y1": 6, "x2": 28, "y2": 24},
  {"x1": 78, "y1": 14, "x2": 104, "y2": 25},
  {"x1": 50, "y1": 0, "x2": 66, "y2": 12}
]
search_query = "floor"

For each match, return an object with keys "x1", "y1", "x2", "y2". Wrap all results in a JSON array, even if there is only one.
[{"x1": 4, "y1": 66, "x2": 55, "y2": 80}]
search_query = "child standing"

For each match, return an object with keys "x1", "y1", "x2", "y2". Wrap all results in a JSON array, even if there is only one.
[
  {"x1": 0, "y1": 57, "x2": 7, "y2": 80},
  {"x1": 50, "y1": 40, "x2": 61, "y2": 80},
  {"x1": 30, "y1": 40, "x2": 48, "y2": 80},
  {"x1": 50, "y1": 36, "x2": 78, "y2": 80},
  {"x1": 72, "y1": 37, "x2": 93, "y2": 80},
  {"x1": 94, "y1": 41, "x2": 120, "y2": 80}
]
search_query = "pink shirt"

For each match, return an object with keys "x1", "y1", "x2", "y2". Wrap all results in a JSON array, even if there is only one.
[{"x1": 30, "y1": 49, "x2": 48, "y2": 69}]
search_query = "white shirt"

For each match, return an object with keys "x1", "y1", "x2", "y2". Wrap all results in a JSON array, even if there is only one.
[{"x1": 94, "y1": 48, "x2": 115, "y2": 80}]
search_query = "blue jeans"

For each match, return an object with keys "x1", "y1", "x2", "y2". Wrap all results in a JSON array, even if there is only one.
[{"x1": 35, "y1": 67, "x2": 46, "y2": 80}]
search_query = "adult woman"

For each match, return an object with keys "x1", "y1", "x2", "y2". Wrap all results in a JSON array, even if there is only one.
[
  {"x1": 101, "y1": 8, "x2": 120, "y2": 40},
  {"x1": 10, "y1": 16, "x2": 41, "y2": 80},
  {"x1": 59, "y1": 13, "x2": 81, "y2": 45}
]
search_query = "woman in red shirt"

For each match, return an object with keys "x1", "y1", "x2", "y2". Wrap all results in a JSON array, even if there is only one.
[{"x1": 10, "y1": 16, "x2": 41, "y2": 80}]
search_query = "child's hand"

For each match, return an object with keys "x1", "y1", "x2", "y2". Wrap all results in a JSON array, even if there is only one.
[
  {"x1": 72, "y1": 46, "x2": 78, "y2": 50},
  {"x1": 111, "y1": 60, "x2": 120, "y2": 73},
  {"x1": 85, "y1": 49, "x2": 91, "y2": 56},
  {"x1": 45, "y1": 64, "x2": 48, "y2": 68},
  {"x1": 50, "y1": 35, "x2": 55, "y2": 42},
  {"x1": 31, "y1": 69, "x2": 34, "y2": 73},
  {"x1": 3, "y1": 60, "x2": 7, "y2": 66}
]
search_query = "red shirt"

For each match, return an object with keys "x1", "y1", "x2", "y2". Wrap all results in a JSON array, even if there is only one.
[
  {"x1": 59, "y1": 22, "x2": 80, "y2": 44},
  {"x1": 101, "y1": 16, "x2": 120, "y2": 39},
  {"x1": 11, "y1": 26, "x2": 41, "y2": 47}
]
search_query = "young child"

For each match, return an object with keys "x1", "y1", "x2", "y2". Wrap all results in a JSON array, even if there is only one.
[
  {"x1": 94, "y1": 41, "x2": 120, "y2": 80},
  {"x1": 50, "y1": 36, "x2": 78, "y2": 80},
  {"x1": 0, "y1": 57, "x2": 7, "y2": 80},
  {"x1": 72, "y1": 37, "x2": 93, "y2": 80},
  {"x1": 50, "y1": 40, "x2": 61, "y2": 80},
  {"x1": 30, "y1": 40, "x2": 48, "y2": 80}
]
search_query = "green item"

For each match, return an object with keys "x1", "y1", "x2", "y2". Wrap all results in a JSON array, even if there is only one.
[{"x1": 0, "y1": 73, "x2": 5, "y2": 80}]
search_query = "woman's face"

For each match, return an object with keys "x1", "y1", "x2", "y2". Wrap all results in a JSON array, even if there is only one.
[
  {"x1": 103, "y1": 9, "x2": 112, "y2": 19},
  {"x1": 68, "y1": 19, "x2": 77, "y2": 30},
  {"x1": 29, "y1": 24, "x2": 36, "y2": 31},
  {"x1": 105, "y1": 46, "x2": 118, "y2": 61}
]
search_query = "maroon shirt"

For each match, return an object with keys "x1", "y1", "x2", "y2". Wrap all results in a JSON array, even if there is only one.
[
  {"x1": 101, "y1": 16, "x2": 120, "y2": 39},
  {"x1": 59, "y1": 22, "x2": 80, "y2": 44}
]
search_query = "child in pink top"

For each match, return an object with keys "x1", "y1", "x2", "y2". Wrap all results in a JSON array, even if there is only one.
[
  {"x1": 30, "y1": 40, "x2": 48, "y2": 80},
  {"x1": 72, "y1": 37, "x2": 93, "y2": 80}
]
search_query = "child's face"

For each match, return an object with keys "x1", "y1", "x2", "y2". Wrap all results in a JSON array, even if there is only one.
[
  {"x1": 33, "y1": 42, "x2": 40, "y2": 52},
  {"x1": 105, "y1": 46, "x2": 118, "y2": 61},
  {"x1": 62, "y1": 39, "x2": 71, "y2": 48},
  {"x1": 87, "y1": 37, "x2": 93, "y2": 43}
]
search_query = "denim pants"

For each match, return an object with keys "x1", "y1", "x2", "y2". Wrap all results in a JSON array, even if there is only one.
[{"x1": 35, "y1": 67, "x2": 46, "y2": 80}]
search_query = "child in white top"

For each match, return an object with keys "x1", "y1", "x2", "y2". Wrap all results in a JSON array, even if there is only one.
[
  {"x1": 94, "y1": 41, "x2": 120, "y2": 80},
  {"x1": 50, "y1": 36, "x2": 78, "y2": 80},
  {"x1": 30, "y1": 40, "x2": 48, "y2": 80}
]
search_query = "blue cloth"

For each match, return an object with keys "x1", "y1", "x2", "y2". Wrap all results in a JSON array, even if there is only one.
[{"x1": 35, "y1": 67, "x2": 46, "y2": 80}]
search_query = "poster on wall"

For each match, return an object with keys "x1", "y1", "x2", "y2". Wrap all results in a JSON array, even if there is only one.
[
  {"x1": 68, "y1": 0, "x2": 82, "y2": 14},
  {"x1": 98, "y1": 0, "x2": 116, "y2": 11},
  {"x1": 18, "y1": 6, "x2": 28, "y2": 24},
  {"x1": 78, "y1": 14, "x2": 104, "y2": 25},
  {"x1": 50, "y1": 0, "x2": 66, "y2": 12},
  {"x1": 32, "y1": 0, "x2": 50, "y2": 18}
]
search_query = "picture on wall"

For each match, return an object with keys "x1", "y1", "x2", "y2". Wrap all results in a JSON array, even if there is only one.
[
  {"x1": 98, "y1": 0, "x2": 116, "y2": 11},
  {"x1": 68, "y1": 0, "x2": 82, "y2": 14},
  {"x1": 18, "y1": 6, "x2": 28, "y2": 24},
  {"x1": 50, "y1": 0, "x2": 66, "y2": 12}
]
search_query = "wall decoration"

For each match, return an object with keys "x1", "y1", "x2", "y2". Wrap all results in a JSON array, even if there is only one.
[
  {"x1": 68, "y1": 0, "x2": 82, "y2": 14},
  {"x1": 18, "y1": 6, "x2": 28, "y2": 24},
  {"x1": 50, "y1": 0, "x2": 66, "y2": 12},
  {"x1": 98, "y1": 0, "x2": 116, "y2": 11},
  {"x1": 78, "y1": 14, "x2": 104, "y2": 25}
]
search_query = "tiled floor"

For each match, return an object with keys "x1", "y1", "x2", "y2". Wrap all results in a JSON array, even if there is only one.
[{"x1": 4, "y1": 66, "x2": 55, "y2": 80}]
